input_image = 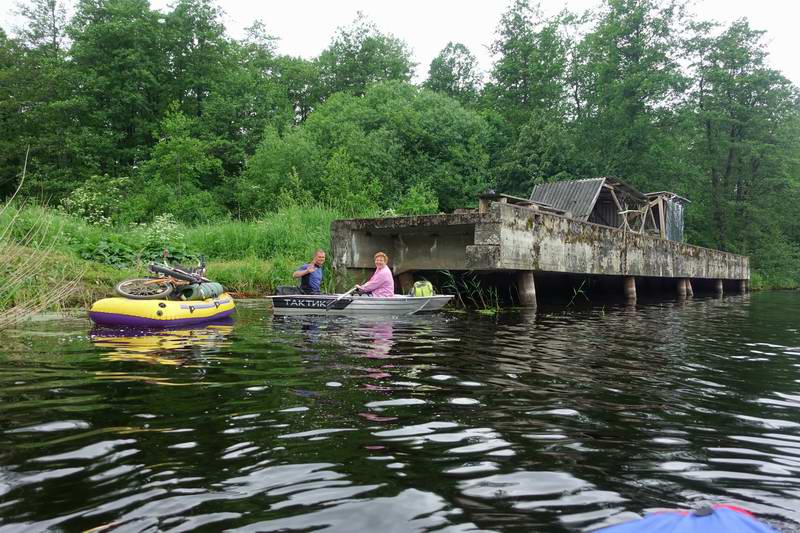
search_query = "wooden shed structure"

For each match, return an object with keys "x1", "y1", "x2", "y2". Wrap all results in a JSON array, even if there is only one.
[{"x1": 530, "y1": 177, "x2": 689, "y2": 241}]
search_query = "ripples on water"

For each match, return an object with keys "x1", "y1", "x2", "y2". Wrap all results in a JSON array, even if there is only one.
[{"x1": 1, "y1": 293, "x2": 800, "y2": 531}]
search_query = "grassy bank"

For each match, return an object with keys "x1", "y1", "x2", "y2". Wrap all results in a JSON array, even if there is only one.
[{"x1": 0, "y1": 204, "x2": 342, "y2": 317}]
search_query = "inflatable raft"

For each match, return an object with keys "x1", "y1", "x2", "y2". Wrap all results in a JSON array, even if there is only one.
[
  {"x1": 89, "y1": 294, "x2": 235, "y2": 327},
  {"x1": 596, "y1": 505, "x2": 778, "y2": 532}
]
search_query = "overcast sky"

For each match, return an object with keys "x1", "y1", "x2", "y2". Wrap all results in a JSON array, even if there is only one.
[{"x1": 2, "y1": 0, "x2": 798, "y2": 86}]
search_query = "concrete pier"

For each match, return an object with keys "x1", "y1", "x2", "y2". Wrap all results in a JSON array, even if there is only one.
[
  {"x1": 624, "y1": 277, "x2": 637, "y2": 301},
  {"x1": 677, "y1": 278, "x2": 687, "y2": 298},
  {"x1": 330, "y1": 202, "x2": 750, "y2": 306},
  {"x1": 516, "y1": 271, "x2": 537, "y2": 307}
]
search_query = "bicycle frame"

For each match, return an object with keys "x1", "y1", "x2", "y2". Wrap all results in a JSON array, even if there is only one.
[{"x1": 148, "y1": 259, "x2": 209, "y2": 285}]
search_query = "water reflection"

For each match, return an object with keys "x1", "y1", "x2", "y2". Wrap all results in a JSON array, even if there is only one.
[
  {"x1": 360, "y1": 321, "x2": 395, "y2": 360},
  {"x1": 90, "y1": 319, "x2": 234, "y2": 363},
  {"x1": 87, "y1": 320, "x2": 234, "y2": 386}
]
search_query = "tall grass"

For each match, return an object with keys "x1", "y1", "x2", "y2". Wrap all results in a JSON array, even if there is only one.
[
  {"x1": 182, "y1": 205, "x2": 343, "y2": 294},
  {"x1": 183, "y1": 205, "x2": 342, "y2": 260},
  {"x1": 0, "y1": 157, "x2": 129, "y2": 325},
  {"x1": 208, "y1": 257, "x2": 295, "y2": 294},
  {"x1": 0, "y1": 203, "x2": 101, "y2": 247},
  {"x1": 0, "y1": 203, "x2": 138, "y2": 323}
]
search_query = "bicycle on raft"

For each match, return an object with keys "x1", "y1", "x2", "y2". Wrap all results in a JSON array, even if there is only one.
[{"x1": 114, "y1": 255, "x2": 209, "y2": 300}]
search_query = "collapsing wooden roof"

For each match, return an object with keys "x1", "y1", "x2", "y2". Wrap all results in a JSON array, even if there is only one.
[
  {"x1": 529, "y1": 177, "x2": 688, "y2": 241},
  {"x1": 530, "y1": 177, "x2": 645, "y2": 221}
]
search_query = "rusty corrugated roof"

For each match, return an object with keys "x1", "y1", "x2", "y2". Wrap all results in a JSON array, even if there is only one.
[{"x1": 529, "y1": 178, "x2": 605, "y2": 221}]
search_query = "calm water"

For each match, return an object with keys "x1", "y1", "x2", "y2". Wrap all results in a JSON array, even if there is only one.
[{"x1": 1, "y1": 292, "x2": 800, "y2": 532}]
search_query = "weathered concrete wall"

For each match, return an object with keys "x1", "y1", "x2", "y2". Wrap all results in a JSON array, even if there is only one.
[
  {"x1": 331, "y1": 213, "x2": 481, "y2": 273},
  {"x1": 468, "y1": 203, "x2": 749, "y2": 279},
  {"x1": 330, "y1": 203, "x2": 749, "y2": 289}
]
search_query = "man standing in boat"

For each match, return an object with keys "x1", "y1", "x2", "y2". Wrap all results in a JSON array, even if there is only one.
[
  {"x1": 292, "y1": 249, "x2": 326, "y2": 295},
  {"x1": 356, "y1": 252, "x2": 395, "y2": 297}
]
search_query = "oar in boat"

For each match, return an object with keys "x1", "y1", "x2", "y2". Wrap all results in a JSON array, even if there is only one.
[{"x1": 325, "y1": 286, "x2": 358, "y2": 310}]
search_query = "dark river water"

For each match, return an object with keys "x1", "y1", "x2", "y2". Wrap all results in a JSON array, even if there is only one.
[{"x1": 1, "y1": 292, "x2": 800, "y2": 532}]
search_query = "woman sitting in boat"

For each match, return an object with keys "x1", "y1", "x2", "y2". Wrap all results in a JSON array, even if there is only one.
[{"x1": 356, "y1": 252, "x2": 395, "y2": 297}]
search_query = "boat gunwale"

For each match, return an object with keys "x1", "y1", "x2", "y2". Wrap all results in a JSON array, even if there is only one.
[{"x1": 264, "y1": 294, "x2": 453, "y2": 302}]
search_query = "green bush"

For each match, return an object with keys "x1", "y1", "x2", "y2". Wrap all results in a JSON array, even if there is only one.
[
  {"x1": 121, "y1": 181, "x2": 229, "y2": 225},
  {"x1": 60, "y1": 175, "x2": 128, "y2": 226},
  {"x1": 77, "y1": 235, "x2": 138, "y2": 269},
  {"x1": 395, "y1": 182, "x2": 439, "y2": 215},
  {"x1": 319, "y1": 148, "x2": 381, "y2": 217}
]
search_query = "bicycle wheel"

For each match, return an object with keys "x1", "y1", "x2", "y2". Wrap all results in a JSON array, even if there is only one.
[{"x1": 114, "y1": 278, "x2": 173, "y2": 299}]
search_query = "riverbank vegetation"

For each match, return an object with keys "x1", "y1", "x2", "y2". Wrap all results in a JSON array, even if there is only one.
[
  {"x1": 2, "y1": 0, "x2": 799, "y2": 315},
  {"x1": 0, "y1": 203, "x2": 342, "y2": 316}
]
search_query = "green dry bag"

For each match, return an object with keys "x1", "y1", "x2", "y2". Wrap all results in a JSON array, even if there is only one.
[
  {"x1": 411, "y1": 280, "x2": 434, "y2": 297},
  {"x1": 178, "y1": 282, "x2": 225, "y2": 301}
]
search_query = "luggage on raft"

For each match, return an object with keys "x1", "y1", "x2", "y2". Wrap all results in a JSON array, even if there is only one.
[
  {"x1": 89, "y1": 293, "x2": 235, "y2": 328},
  {"x1": 175, "y1": 282, "x2": 225, "y2": 301}
]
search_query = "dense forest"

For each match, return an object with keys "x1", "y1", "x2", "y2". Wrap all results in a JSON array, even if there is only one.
[{"x1": 2, "y1": 0, "x2": 799, "y2": 286}]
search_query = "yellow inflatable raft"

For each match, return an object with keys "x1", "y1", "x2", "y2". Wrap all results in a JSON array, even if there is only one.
[{"x1": 89, "y1": 294, "x2": 235, "y2": 327}]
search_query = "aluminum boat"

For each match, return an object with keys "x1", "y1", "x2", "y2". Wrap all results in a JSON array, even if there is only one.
[{"x1": 267, "y1": 294, "x2": 453, "y2": 315}]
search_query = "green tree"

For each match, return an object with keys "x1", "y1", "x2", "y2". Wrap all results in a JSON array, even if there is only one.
[
  {"x1": 197, "y1": 23, "x2": 294, "y2": 181},
  {"x1": 306, "y1": 82, "x2": 491, "y2": 211},
  {"x1": 68, "y1": 0, "x2": 168, "y2": 171},
  {"x1": 396, "y1": 182, "x2": 439, "y2": 215},
  {"x1": 424, "y1": 42, "x2": 481, "y2": 104},
  {"x1": 0, "y1": 30, "x2": 27, "y2": 193},
  {"x1": 163, "y1": 0, "x2": 231, "y2": 118},
  {"x1": 272, "y1": 55, "x2": 322, "y2": 123},
  {"x1": 483, "y1": 0, "x2": 572, "y2": 193},
  {"x1": 3, "y1": 3, "x2": 105, "y2": 199},
  {"x1": 569, "y1": 0, "x2": 688, "y2": 189},
  {"x1": 685, "y1": 19, "x2": 800, "y2": 283},
  {"x1": 486, "y1": 0, "x2": 569, "y2": 125},
  {"x1": 236, "y1": 126, "x2": 323, "y2": 216},
  {"x1": 14, "y1": 0, "x2": 68, "y2": 54},
  {"x1": 317, "y1": 13, "x2": 415, "y2": 98},
  {"x1": 241, "y1": 81, "x2": 491, "y2": 214},
  {"x1": 129, "y1": 106, "x2": 226, "y2": 223},
  {"x1": 498, "y1": 110, "x2": 579, "y2": 195}
]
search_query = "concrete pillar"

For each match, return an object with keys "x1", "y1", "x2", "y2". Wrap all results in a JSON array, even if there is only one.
[
  {"x1": 333, "y1": 265, "x2": 349, "y2": 293},
  {"x1": 677, "y1": 278, "x2": 687, "y2": 298},
  {"x1": 517, "y1": 271, "x2": 537, "y2": 307},
  {"x1": 739, "y1": 279, "x2": 748, "y2": 293},
  {"x1": 686, "y1": 279, "x2": 694, "y2": 297},
  {"x1": 715, "y1": 279, "x2": 724, "y2": 295},
  {"x1": 398, "y1": 272, "x2": 415, "y2": 295},
  {"x1": 623, "y1": 276, "x2": 637, "y2": 302}
]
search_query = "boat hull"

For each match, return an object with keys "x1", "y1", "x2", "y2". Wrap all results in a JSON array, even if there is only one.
[
  {"x1": 267, "y1": 294, "x2": 453, "y2": 315},
  {"x1": 89, "y1": 294, "x2": 236, "y2": 327}
]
